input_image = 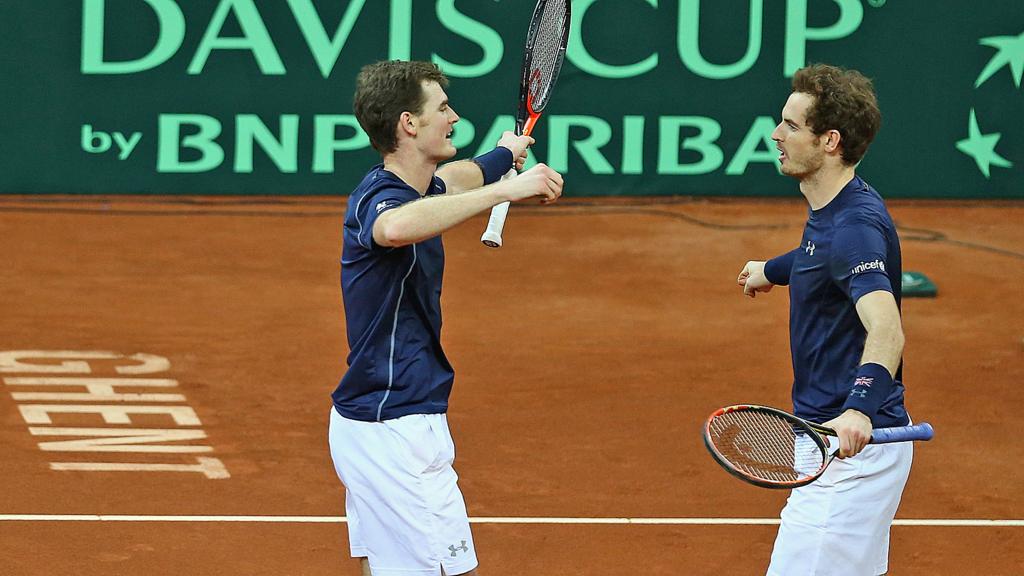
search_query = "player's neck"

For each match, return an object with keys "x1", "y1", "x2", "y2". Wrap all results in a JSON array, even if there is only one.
[
  {"x1": 799, "y1": 163, "x2": 856, "y2": 210},
  {"x1": 382, "y1": 150, "x2": 437, "y2": 196}
]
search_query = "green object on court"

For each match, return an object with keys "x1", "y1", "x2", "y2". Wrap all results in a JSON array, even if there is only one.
[{"x1": 902, "y1": 272, "x2": 938, "y2": 298}]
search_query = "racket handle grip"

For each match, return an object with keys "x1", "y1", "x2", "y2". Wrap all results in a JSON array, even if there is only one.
[
  {"x1": 871, "y1": 422, "x2": 934, "y2": 444},
  {"x1": 481, "y1": 202, "x2": 510, "y2": 248},
  {"x1": 480, "y1": 168, "x2": 518, "y2": 248}
]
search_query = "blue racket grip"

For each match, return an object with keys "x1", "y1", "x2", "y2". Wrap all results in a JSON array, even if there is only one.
[{"x1": 871, "y1": 422, "x2": 934, "y2": 444}]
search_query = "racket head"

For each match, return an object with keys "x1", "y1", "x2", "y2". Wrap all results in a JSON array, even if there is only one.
[
  {"x1": 515, "y1": 0, "x2": 570, "y2": 135},
  {"x1": 703, "y1": 404, "x2": 831, "y2": 489}
]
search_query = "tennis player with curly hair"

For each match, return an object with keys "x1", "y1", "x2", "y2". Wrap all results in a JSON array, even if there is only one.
[{"x1": 737, "y1": 63, "x2": 914, "y2": 576}]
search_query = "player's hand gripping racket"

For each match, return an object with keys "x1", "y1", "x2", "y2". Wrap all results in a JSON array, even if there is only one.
[
  {"x1": 703, "y1": 404, "x2": 933, "y2": 489},
  {"x1": 481, "y1": 0, "x2": 571, "y2": 248}
]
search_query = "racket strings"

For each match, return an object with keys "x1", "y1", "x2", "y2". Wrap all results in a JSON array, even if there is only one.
[
  {"x1": 529, "y1": 0, "x2": 568, "y2": 110},
  {"x1": 707, "y1": 410, "x2": 827, "y2": 483}
]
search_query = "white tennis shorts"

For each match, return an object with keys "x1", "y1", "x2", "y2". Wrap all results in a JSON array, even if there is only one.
[
  {"x1": 328, "y1": 408, "x2": 478, "y2": 576},
  {"x1": 766, "y1": 439, "x2": 913, "y2": 576}
]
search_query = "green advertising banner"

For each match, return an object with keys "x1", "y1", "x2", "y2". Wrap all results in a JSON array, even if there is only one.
[{"x1": 2, "y1": 0, "x2": 1021, "y2": 197}]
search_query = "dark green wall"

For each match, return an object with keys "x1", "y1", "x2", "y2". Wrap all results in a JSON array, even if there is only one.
[{"x1": 2, "y1": 0, "x2": 1021, "y2": 197}]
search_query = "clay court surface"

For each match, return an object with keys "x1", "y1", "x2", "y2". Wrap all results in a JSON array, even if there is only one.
[{"x1": 1, "y1": 194, "x2": 1022, "y2": 575}]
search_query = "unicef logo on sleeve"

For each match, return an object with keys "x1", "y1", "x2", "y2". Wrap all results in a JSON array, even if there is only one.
[{"x1": 851, "y1": 260, "x2": 886, "y2": 275}]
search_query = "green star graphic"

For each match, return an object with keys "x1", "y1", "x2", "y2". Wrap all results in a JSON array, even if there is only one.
[
  {"x1": 975, "y1": 30, "x2": 1024, "y2": 88},
  {"x1": 955, "y1": 109, "x2": 1012, "y2": 178}
]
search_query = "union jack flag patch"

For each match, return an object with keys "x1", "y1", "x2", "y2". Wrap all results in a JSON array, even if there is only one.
[{"x1": 853, "y1": 377, "x2": 874, "y2": 387}]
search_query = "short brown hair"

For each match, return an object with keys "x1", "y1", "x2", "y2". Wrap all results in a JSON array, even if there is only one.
[
  {"x1": 791, "y1": 63, "x2": 881, "y2": 166},
  {"x1": 353, "y1": 60, "x2": 449, "y2": 154}
]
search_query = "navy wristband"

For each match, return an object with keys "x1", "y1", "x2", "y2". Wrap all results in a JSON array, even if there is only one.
[
  {"x1": 842, "y1": 362, "x2": 894, "y2": 421},
  {"x1": 763, "y1": 248, "x2": 798, "y2": 286},
  {"x1": 472, "y1": 147, "x2": 514, "y2": 185}
]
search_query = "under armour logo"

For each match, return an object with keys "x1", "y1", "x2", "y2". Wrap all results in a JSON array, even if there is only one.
[
  {"x1": 449, "y1": 540, "x2": 469, "y2": 557},
  {"x1": 805, "y1": 240, "x2": 816, "y2": 256},
  {"x1": 375, "y1": 200, "x2": 400, "y2": 214},
  {"x1": 850, "y1": 388, "x2": 868, "y2": 398}
]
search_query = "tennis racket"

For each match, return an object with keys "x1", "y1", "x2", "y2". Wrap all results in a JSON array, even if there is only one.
[
  {"x1": 703, "y1": 404, "x2": 933, "y2": 489},
  {"x1": 480, "y1": 0, "x2": 571, "y2": 248}
]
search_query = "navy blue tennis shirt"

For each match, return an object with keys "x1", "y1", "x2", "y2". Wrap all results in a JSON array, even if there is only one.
[
  {"x1": 764, "y1": 176, "x2": 909, "y2": 429},
  {"x1": 332, "y1": 165, "x2": 454, "y2": 422}
]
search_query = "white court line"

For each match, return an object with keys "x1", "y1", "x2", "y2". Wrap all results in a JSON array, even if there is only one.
[{"x1": 0, "y1": 515, "x2": 1022, "y2": 526}]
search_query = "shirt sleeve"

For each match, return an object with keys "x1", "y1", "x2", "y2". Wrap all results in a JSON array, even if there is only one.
[
  {"x1": 348, "y1": 185, "x2": 419, "y2": 250},
  {"x1": 829, "y1": 217, "x2": 894, "y2": 302}
]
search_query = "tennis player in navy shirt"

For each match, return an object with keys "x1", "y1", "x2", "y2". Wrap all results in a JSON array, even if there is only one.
[
  {"x1": 737, "y1": 64, "x2": 914, "y2": 576},
  {"x1": 328, "y1": 60, "x2": 562, "y2": 576}
]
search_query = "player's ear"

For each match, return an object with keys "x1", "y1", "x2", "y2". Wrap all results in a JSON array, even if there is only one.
[
  {"x1": 823, "y1": 129, "x2": 842, "y2": 154},
  {"x1": 398, "y1": 111, "x2": 417, "y2": 138}
]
